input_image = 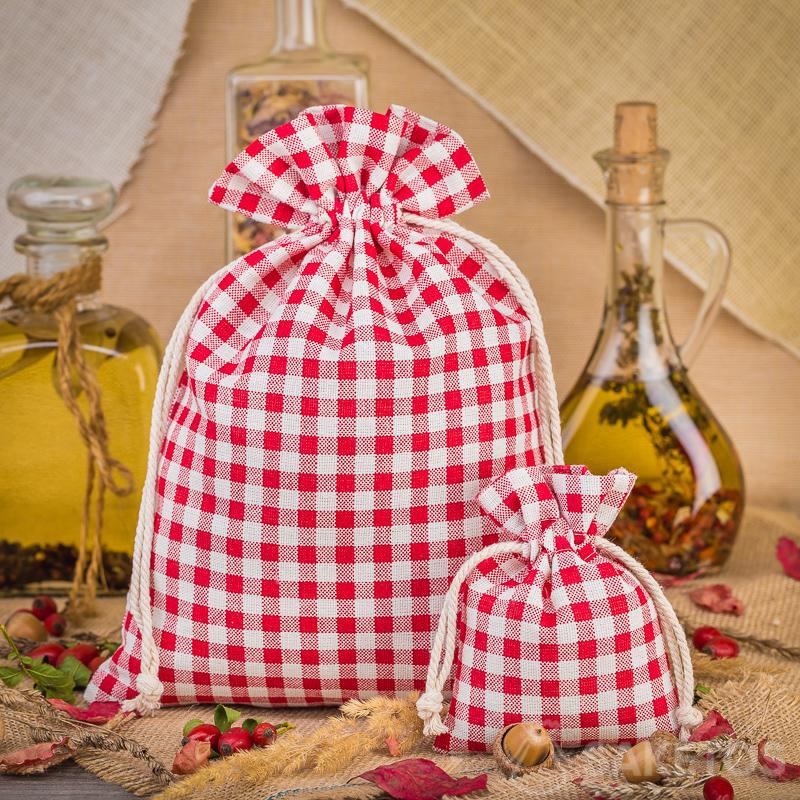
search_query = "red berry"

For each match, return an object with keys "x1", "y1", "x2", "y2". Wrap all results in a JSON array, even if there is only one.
[
  {"x1": 182, "y1": 723, "x2": 221, "y2": 752},
  {"x1": 87, "y1": 655, "x2": 105, "y2": 673},
  {"x1": 218, "y1": 729, "x2": 253, "y2": 756},
  {"x1": 55, "y1": 643, "x2": 100, "y2": 667},
  {"x1": 252, "y1": 722, "x2": 277, "y2": 747},
  {"x1": 692, "y1": 626, "x2": 722, "y2": 650},
  {"x1": 30, "y1": 596, "x2": 57, "y2": 621},
  {"x1": 28, "y1": 642, "x2": 65, "y2": 664},
  {"x1": 703, "y1": 775, "x2": 734, "y2": 800},
  {"x1": 44, "y1": 613, "x2": 67, "y2": 637},
  {"x1": 702, "y1": 636, "x2": 739, "y2": 659}
]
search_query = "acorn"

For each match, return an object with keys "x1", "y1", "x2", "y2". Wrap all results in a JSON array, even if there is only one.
[
  {"x1": 492, "y1": 723, "x2": 554, "y2": 776},
  {"x1": 621, "y1": 740, "x2": 662, "y2": 784}
]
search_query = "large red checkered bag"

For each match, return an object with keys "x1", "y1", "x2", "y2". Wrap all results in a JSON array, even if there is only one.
[
  {"x1": 85, "y1": 104, "x2": 565, "y2": 712},
  {"x1": 416, "y1": 464, "x2": 703, "y2": 750}
]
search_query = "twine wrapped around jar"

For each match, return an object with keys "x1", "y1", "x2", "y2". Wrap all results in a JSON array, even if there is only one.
[{"x1": 0, "y1": 254, "x2": 133, "y2": 615}]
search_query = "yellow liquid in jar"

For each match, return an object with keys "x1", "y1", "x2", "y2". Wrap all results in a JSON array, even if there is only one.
[
  {"x1": 0, "y1": 305, "x2": 160, "y2": 562},
  {"x1": 561, "y1": 369, "x2": 744, "y2": 575}
]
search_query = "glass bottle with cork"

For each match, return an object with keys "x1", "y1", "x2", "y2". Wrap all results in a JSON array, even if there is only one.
[
  {"x1": 560, "y1": 103, "x2": 744, "y2": 576},
  {"x1": 225, "y1": 0, "x2": 369, "y2": 261},
  {"x1": 0, "y1": 176, "x2": 161, "y2": 596}
]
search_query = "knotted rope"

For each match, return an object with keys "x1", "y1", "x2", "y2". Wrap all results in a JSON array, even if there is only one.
[{"x1": 0, "y1": 255, "x2": 134, "y2": 616}]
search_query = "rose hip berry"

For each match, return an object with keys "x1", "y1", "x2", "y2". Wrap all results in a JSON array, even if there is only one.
[
  {"x1": 44, "y1": 613, "x2": 67, "y2": 637},
  {"x1": 702, "y1": 636, "x2": 739, "y2": 659},
  {"x1": 55, "y1": 643, "x2": 100, "y2": 667},
  {"x1": 87, "y1": 655, "x2": 105, "y2": 673},
  {"x1": 252, "y1": 722, "x2": 277, "y2": 747},
  {"x1": 703, "y1": 775, "x2": 734, "y2": 800},
  {"x1": 28, "y1": 642, "x2": 65, "y2": 664},
  {"x1": 182, "y1": 723, "x2": 221, "y2": 752},
  {"x1": 218, "y1": 728, "x2": 253, "y2": 756},
  {"x1": 692, "y1": 626, "x2": 722, "y2": 650},
  {"x1": 30, "y1": 595, "x2": 57, "y2": 621}
]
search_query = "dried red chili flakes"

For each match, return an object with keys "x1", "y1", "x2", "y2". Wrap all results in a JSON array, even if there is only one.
[
  {"x1": 776, "y1": 536, "x2": 800, "y2": 581},
  {"x1": 688, "y1": 583, "x2": 744, "y2": 616}
]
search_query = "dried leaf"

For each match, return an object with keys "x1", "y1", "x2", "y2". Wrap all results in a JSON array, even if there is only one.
[
  {"x1": 688, "y1": 584, "x2": 744, "y2": 616},
  {"x1": 357, "y1": 758, "x2": 488, "y2": 800},
  {"x1": 172, "y1": 739, "x2": 212, "y2": 776},
  {"x1": 758, "y1": 739, "x2": 800, "y2": 781},
  {"x1": 777, "y1": 537, "x2": 800, "y2": 581},
  {"x1": 49, "y1": 698, "x2": 123, "y2": 724},
  {"x1": 688, "y1": 710, "x2": 735, "y2": 742},
  {"x1": 0, "y1": 738, "x2": 74, "y2": 774}
]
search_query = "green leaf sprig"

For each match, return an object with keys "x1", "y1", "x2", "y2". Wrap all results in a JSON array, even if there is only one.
[{"x1": 0, "y1": 624, "x2": 75, "y2": 701}]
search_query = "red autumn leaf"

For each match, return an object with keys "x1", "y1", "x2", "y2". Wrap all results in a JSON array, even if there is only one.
[
  {"x1": 0, "y1": 738, "x2": 74, "y2": 774},
  {"x1": 758, "y1": 738, "x2": 800, "y2": 781},
  {"x1": 172, "y1": 739, "x2": 212, "y2": 776},
  {"x1": 358, "y1": 758, "x2": 488, "y2": 800},
  {"x1": 688, "y1": 583, "x2": 744, "y2": 616},
  {"x1": 688, "y1": 710, "x2": 735, "y2": 742},
  {"x1": 777, "y1": 537, "x2": 800, "y2": 581},
  {"x1": 48, "y1": 698, "x2": 123, "y2": 724}
]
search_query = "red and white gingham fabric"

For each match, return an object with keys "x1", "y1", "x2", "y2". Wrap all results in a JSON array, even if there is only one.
[
  {"x1": 86, "y1": 105, "x2": 546, "y2": 707},
  {"x1": 432, "y1": 465, "x2": 679, "y2": 751}
]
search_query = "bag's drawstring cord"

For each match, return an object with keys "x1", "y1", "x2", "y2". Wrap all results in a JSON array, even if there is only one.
[
  {"x1": 594, "y1": 538, "x2": 704, "y2": 739},
  {"x1": 416, "y1": 539, "x2": 535, "y2": 736},
  {"x1": 122, "y1": 217, "x2": 563, "y2": 714},
  {"x1": 402, "y1": 214, "x2": 564, "y2": 466},
  {"x1": 416, "y1": 536, "x2": 703, "y2": 741},
  {"x1": 121, "y1": 269, "x2": 226, "y2": 714}
]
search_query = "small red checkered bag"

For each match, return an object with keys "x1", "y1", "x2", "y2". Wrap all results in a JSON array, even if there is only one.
[
  {"x1": 416, "y1": 464, "x2": 703, "y2": 750},
  {"x1": 86, "y1": 104, "x2": 565, "y2": 712}
]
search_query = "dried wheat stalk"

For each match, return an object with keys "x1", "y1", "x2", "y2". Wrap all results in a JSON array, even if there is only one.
[{"x1": 155, "y1": 693, "x2": 424, "y2": 800}]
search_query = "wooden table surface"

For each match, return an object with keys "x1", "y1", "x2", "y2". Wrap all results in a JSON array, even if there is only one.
[{"x1": 3, "y1": 762, "x2": 137, "y2": 798}]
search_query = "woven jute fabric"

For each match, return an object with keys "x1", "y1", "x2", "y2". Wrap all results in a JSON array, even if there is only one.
[
  {"x1": 1, "y1": 505, "x2": 799, "y2": 798},
  {"x1": 343, "y1": 0, "x2": 800, "y2": 361}
]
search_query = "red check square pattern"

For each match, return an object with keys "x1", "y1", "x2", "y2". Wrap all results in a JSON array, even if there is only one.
[
  {"x1": 434, "y1": 465, "x2": 678, "y2": 751},
  {"x1": 87, "y1": 105, "x2": 545, "y2": 707}
]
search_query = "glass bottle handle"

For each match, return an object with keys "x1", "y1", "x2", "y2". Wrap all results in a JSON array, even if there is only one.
[{"x1": 663, "y1": 218, "x2": 732, "y2": 366}]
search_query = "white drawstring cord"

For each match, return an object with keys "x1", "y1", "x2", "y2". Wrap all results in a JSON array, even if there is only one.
[
  {"x1": 402, "y1": 213, "x2": 564, "y2": 466},
  {"x1": 416, "y1": 533, "x2": 702, "y2": 740},
  {"x1": 121, "y1": 216, "x2": 557, "y2": 715},
  {"x1": 594, "y1": 538, "x2": 703, "y2": 740},
  {"x1": 417, "y1": 539, "x2": 533, "y2": 736},
  {"x1": 121, "y1": 268, "x2": 227, "y2": 715}
]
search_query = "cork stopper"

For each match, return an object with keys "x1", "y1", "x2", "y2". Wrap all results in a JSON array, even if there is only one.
[
  {"x1": 614, "y1": 102, "x2": 658, "y2": 155},
  {"x1": 596, "y1": 101, "x2": 668, "y2": 205}
]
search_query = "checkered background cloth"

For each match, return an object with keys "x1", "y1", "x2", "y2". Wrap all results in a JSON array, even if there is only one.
[
  {"x1": 434, "y1": 465, "x2": 679, "y2": 751},
  {"x1": 87, "y1": 105, "x2": 546, "y2": 706}
]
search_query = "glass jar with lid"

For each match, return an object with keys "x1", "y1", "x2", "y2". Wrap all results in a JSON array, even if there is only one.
[{"x1": 0, "y1": 175, "x2": 161, "y2": 594}]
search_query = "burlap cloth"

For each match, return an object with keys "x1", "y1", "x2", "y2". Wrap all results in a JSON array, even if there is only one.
[
  {"x1": 343, "y1": 0, "x2": 800, "y2": 360},
  {"x1": 1, "y1": 505, "x2": 799, "y2": 799}
]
